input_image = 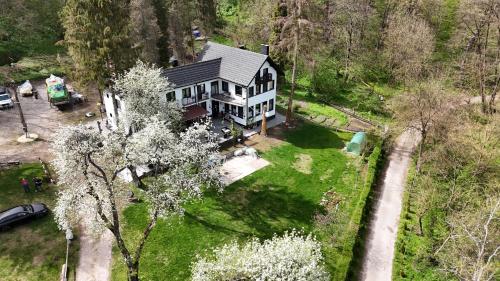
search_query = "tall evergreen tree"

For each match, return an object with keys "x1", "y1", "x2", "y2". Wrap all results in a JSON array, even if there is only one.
[
  {"x1": 130, "y1": 0, "x2": 161, "y2": 64},
  {"x1": 62, "y1": 0, "x2": 133, "y2": 97}
]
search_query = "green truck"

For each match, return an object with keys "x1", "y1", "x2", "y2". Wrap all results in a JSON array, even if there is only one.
[{"x1": 46, "y1": 75, "x2": 70, "y2": 107}]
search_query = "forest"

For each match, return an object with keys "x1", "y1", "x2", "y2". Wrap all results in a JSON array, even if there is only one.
[{"x1": 0, "y1": 0, "x2": 498, "y2": 281}]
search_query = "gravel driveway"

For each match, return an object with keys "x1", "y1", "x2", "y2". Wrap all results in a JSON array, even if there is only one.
[{"x1": 0, "y1": 80, "x2": 100, "y2": 163}]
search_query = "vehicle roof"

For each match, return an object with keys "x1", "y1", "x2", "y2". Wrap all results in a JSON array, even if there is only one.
[{"x1": 0, "y1": 206, "x2": 26, "y2": 221}]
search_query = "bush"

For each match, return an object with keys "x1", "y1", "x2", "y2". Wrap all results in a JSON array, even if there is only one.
[
  {"x1": 311, "y1": 58, "x2": 351, "y2": 102},
  {"x1": 192, "y1": 231, "x2": 330, "y2": 281}
]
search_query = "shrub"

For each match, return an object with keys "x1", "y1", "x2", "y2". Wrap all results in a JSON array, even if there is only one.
[
  {"x1": 311, "y1": 58, "x2": 351, "y2": 102},
  {"x1": 192, "y1": 231, "x2": 330, "y2": 281}
]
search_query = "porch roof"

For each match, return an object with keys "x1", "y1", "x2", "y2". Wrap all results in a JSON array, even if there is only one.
[
  {"x1": 211, "y1": 94, "x2": 244, "y2": 106},
  {"x1": 183, "y1": 105, "x2": 208, "y2": 121}
]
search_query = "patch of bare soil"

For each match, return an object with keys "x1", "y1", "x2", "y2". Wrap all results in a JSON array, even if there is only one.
[
  {"x1": 242, "y1": 126, "x2": 286, "y2": 153},
  {"x1": 0, "y1": 80, "x2": 101, "y2": 163},
  {"x1": 293, "y1": 153, "x2": 313, "y2": 174},
  {"x1": 320, "y1": 168, "x2": 334, "y2": 182}
]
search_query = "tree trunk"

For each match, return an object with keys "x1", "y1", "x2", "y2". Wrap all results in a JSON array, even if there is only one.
[
  {"x1": 128, "y1": 165, "x2": 145, "y2": 189},
  {"x1": 418, "y1": 214, "x2": 425, "y2": 236},
  {"x1": 127, "y1": 263, "x2": 140, "y2": 281},
  {"x1": 286, "y1": 14, "x2": 300, "y2": 125}
]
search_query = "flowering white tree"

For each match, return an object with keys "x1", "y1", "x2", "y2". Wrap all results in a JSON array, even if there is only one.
[
  {"x1": 112, "y1": 61, "x2": 184, "y2": 187},
  {"x1": 112, "y1": 60, "x2": 183, "y2": 132},
  {"x1": 192, "y1": 231, "x2": 330, "y2": 281},
  {"x1": 52, "y1": 62, "x2": 223, "y2": 281}
]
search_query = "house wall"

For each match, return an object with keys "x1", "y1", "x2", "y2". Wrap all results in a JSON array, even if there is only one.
[
  {"x1": 171, "y1": 79, "x2": 219, "y2": 115},
  {"x1": 103, "y1": 90, "x2": 124, "y2": 129},
  {"x1": 103, "y1": 60, "x2": 278, "y2": 129},
  {"x1": 246, "y1": 60, "x2": 277, "y2": 124}
]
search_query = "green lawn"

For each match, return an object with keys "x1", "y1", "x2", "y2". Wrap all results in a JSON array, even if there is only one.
[
  {"x1": 277, "y1": 87, "x2": 349, "y2": 127},
  {"x1": 112, "y1": 123, "x2": 382, "y2": 280},
  {"x1": 0, "y1": 164, "x2": 78, "y2": 281}
]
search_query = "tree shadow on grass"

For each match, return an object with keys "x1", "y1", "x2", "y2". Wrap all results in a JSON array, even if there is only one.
[
  {"x1": 186, "y1": 183, "x2": 320, "y2": 239},
  {"x1": 284, "y1": 123, "x2": 346, "y2": 150}
]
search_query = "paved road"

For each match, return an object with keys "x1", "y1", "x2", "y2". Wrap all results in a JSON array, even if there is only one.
[
  {"x1": 360, "y1": 128, "x2": 420, "y2": 281},
  {"x1": 359, "y1": 95, "x2": 495, "y2": 281},
  {"x1": 75, "y1": 228, "x2": 113, "y2": 281}
]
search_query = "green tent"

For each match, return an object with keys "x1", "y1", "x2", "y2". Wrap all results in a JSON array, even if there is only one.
[{"x1": 346, "y1": 132, "x2": 367, "y2": 155}]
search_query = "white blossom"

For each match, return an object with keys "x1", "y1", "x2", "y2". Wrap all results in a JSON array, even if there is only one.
[
  {"x1": 112, "y1": 60, "x2": 182, "y2": 131},
  {"x1": 192, "y1": 230, "x2": 330, "y2": 281}
]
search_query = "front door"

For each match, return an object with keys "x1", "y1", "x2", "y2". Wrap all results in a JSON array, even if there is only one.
[
  {"x1": 212, "y1": 101, "x2": 219, "y2": 117},
  {"x1": 211, "y1": 81, "x2": 219, "y2": 95}
]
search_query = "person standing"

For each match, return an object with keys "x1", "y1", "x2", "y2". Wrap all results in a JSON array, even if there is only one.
[
  {"x1": 33, "y1": 177, "x2": 42, "y2": 192},
  {"x1": 20, "y1": 178, "x2": 30, "y2": 193}
]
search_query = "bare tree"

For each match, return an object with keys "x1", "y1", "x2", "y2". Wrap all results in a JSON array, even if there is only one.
[
  {"x1": 392, "y1": 80, "x2": 450, "y2": 172},
  {"x1": 436, "y1": 197, "x2": 499, "y2": 281},
  {"x1": 383, "y1": 13, "x2": 435, "y2": 83},
  {"x1": 456, "y1": 0, "x2": 500, "y2": 114}
]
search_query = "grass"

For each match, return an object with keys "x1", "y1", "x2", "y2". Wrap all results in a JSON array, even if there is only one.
[
  {"x1": 392, "y1": 163, "x2": 450, "y2": 281},
  {"x1": 111, "y1": 123, "x2": 381, "y2": 280},
  {"x1": 0, "y1": 55, "x2": 71, "y2": 84},
  {"x1": 277, "y1": 85, "x2": 349, "y2": 127},
  {"x1": 280, "y1": 72, "x2": 400, "y2": 125},
  {"x1": 0, "y1": 164, "x2": 78, "y2": 281}
]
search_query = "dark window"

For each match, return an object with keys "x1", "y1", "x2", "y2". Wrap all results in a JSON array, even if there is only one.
[
  {"x1": 255, "y1": 103, "x2": 261, "y2": 115},
  {"x1": 235, "y1": 85, "x2": 242, "y2": 96},
  {"x1": 211, "y1": 81, "x2": 219, "y2": 94},
  {"x1": 269, "y1": 99, "x2": 274, "y2": 111},
  {"x1": 200, "y1": 101, "x2": 207, "y2": 110},
  {"x1": 256, "y1": 82, "x2": 261, "y2": 95},
  {"x1": 231, "y1": 105, "x2": 237, "y2": 115},
  {"x1": 182, "y1": 87, "x2": 191, "y2": 98},
  {"x1": 248, "y1": 106, "x2": 254, "y2": 117},
  {"x1": 196, "y1": 84, "x2": 205, "y2": 94},
  {"x1": 262, "y1": 101, "x2": 268, "y2": 112},
  {"x1": 166, "y1": 91, "x2": 175, "y2": 102},
  {"x1": 225, "y1": 103, "x2": 230, "y2": 113},
  {"x1": 262, "y1": 68, "x2": 268, "y2": 79},
  {"x1": 222, "y1": 81, "x2": 229, "y2": 92},
  {"x1": 106, "y1": 93, "x2": 109, "y2": 98},
  {"x1": 263, "y1": 80, "x2": 268, "y2": 92},
  {"x1": 109, "y1": 113, "x2": 113, "y2": 117},
  {"x1": 268, "y1": 80, "x2": 274, "y2": 91},
  {"x1": 248, "y1": 86, "x2": 254, "y2": 97},
  {"x1": 238, "y1": 106, "x2": 243, "y2": 118}
]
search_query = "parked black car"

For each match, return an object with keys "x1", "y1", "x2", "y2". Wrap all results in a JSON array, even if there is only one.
[{"x1": 0, "y1": 203, "x2": 49, "y2": 231}]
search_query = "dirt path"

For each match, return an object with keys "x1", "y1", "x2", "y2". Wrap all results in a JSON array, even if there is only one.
[
  {"x1": 75, "y1": 227, "x2": 114, "y2": 281},
  {"x1": 360, "y1": 128, "x2": 420, "y2": 281}
]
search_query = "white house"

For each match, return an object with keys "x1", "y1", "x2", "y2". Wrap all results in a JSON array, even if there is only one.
[{"x1": 104, "y1": 42, "x2": 280, "y2": 128}]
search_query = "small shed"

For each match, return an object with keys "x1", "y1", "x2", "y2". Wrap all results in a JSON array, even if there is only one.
[{"x1": 346, "y1": 132, "x2": 367, "y2": 155}]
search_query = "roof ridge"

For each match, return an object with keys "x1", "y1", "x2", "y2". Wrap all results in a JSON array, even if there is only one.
[
  {"x1": 162, "y1": 57, "x2": 222, "y2": 73},
  {"x1": 206, "y1": 41, "x2": 268, "y2": 58}
]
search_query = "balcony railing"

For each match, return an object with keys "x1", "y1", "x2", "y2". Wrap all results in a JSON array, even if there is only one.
[
  {"x1": 182, "y1": 97, "x2": 196, "y2": 106},
  {"x1": 197, "y1": 92, "x2": 209, "y2": 101}
]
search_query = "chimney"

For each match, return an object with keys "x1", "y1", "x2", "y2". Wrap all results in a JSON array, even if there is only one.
[{"x1": 261, "y1": 44, "x2": 269, "y2": 56}]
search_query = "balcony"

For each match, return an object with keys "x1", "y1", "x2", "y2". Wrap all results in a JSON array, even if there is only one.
[
  {"x1": 197, "y1": 92, "x2": 209, "y2": 101},
  {"x1": 182, "y1": 97, "x2": 196, "y2": 106}
]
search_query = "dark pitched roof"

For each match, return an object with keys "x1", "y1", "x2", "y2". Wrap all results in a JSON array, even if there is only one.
[
  {"x1": 197, "y1": 42, "x2": 269, "y2": 86},
  {"x1": 162, "y1": 58, "x2": 221, "y2": 88}
]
